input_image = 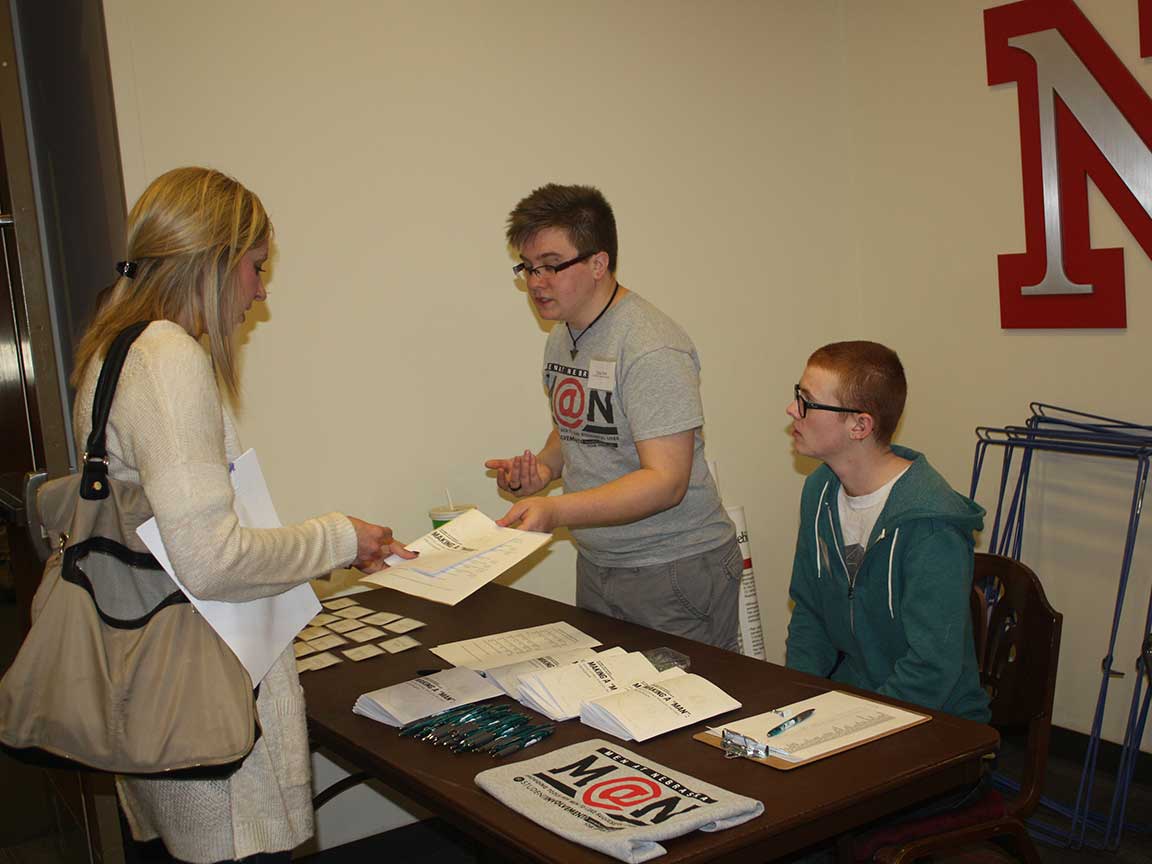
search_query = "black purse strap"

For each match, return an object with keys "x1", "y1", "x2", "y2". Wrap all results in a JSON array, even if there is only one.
[{"x1": 80, "y1": 321, "x2": 152, "y2": 500}]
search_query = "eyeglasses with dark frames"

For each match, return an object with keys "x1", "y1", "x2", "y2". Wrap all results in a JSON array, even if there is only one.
[
  {"x1": 794, "y1": 384, "x2": 865, "y2": 418},
  {"x1": 512, "y1": 251, "x2": 594, "y2": 279}
]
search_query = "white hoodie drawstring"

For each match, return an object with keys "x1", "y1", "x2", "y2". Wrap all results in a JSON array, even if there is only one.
[
  {"x1": 886, "y1": 527, "x2": 900, "y2": 618},
  {"x1": 814, "y1": 481, "x2": 830, "y2": 579},
  {"x1": 814, "y1": 480, "x2": 900, "y2": 618}
]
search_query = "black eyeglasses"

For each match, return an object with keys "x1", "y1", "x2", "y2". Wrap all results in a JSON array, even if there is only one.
[
  {"x1": 512, "y1": 251, "x2": 594, "y2": 279},
  {"x1": 794, "y1": 384, "x2": 864, "y2": 418}
]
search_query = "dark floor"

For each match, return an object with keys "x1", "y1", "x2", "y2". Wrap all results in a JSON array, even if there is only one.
[
  {"x1": 1, "y1": 525, "x2": 1149, "y2": 863},
  {"x1": 1001, "y1": 734, "x2": 1152, "y2": 864}
]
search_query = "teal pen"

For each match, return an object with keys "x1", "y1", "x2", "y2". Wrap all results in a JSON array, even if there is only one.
[
  {"x1": 410, "y1": 705, "x2": 502, "y2": 740},
  {"x1": 486, "y1": 723, "x2": 553, "y2": 752},
  {"x1": 444, "y1": 716, "x2": 527, "y2": 750},
  {"x1": 766, "y1": 708, "x2": 815, "y2": 737},
  {"x1": 490, "y1": 725, "x2": 554, "y2": 758},
  {"x1": 480, "y1": 725, "x2": 538, "y2": 754},
  {"x1": 428, "y1": 707, "x2": 520, "y2": 745},
  {"x1": 452, "y1": 716, "x2": 532, "y2": 752},
  {"x1": 398, "y1": 705, "x2": 476, "y2": 737},
  {"x1": 439, "y1": 707, "x2": 519, "y2": 737},
  {"x1": 405, "y1": 708, "x2": 481, "y2": 737}
]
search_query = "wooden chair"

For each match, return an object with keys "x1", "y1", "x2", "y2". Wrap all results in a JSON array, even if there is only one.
[
  {"x1": 861, "y1": 553, "x2": 1063, "y2": 864},
  {"x1": 969, "y1": 579, "x2": 989, "y2": 669}
]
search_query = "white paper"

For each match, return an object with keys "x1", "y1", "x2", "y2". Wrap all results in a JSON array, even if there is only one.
[
  {"x1": 727, "y1": 504, "x2": 767, "y2": 661},
  {"x1": 136, "y1": 448, "x2": 321, "y2": 684},
  {"x1": 361, "y1": 508, "x2": 551, "y2": 605},
  {"x1": 587, "y1": 360, "x2": 616, "y2": 392},
  {"x1": 362, "y1": 611, "x2": 403, "y2": 626},
  {"x1": 346, "y1": 626, "x2": 386, "y2": 643},
  {"x1": 580, "y1": 673, "x2": 742, "y2": 742},
  {"x1": 381, "y1": 635, "x2": 421, "y2": 653},
  {"x1": 482, "y1": 646, "x2": 625, "y2": 696},
  {"x1": 333, "y1": 605, "x2": 373, "y2": 619},
  {"x1": 431, "y1": 621, "x2": 601, "y2": 670},
  {"x1": 352, "y1": 667, "x2": 502, "y2": 727},
  {"x1": 705, "y1": 690, "x2": 928, "y2": 762},
  {"x1": 327, "y1": 618, "x2": 368, "y2": 634},
  {"x1": 297, "y1": 651, "x2": 342, "y2": 673},
  {"x1": 516, "y1": 652, "x2": 669, "y2": 721},
  {"x1": 343, "y1": 644, "x2": 384, "y2": 661},
  {"x1": 308, "y1": 634, "x2": 348, "y2": 652}
]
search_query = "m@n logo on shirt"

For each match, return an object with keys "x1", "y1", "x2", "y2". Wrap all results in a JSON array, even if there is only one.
[
  {"x1": 581, "y1": 776, "x2": 662, "y2": 811},
  {"x1": 529, "y1": 747, "x2": 717, "y2": 826},
  {"x1": 546, "y1": 361, "x2": 619, "y2": 445},
  {"x1": 552, "y1": 376, "x2": 586, "y2": 430}
]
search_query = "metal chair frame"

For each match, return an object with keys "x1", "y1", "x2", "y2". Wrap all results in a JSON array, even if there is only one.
[{"x1": 969, "y1": 403, "x2": 1152, "y2": 850}]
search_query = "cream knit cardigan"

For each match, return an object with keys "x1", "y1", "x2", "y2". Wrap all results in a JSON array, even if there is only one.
[{"x1": 72, "y1": 321, "x2": 358, "y2": 863}]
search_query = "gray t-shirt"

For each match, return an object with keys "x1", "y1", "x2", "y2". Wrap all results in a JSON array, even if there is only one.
[
  {"x1": 475, "y1": 740, "x2": 764, "y2": 863},
  {"x1": 543, "y1": 291, "x2": 733, "y2": 567}
]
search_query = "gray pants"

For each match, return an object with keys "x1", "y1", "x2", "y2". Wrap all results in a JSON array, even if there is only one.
[{"x1": 575, "y1": 534, "x2": 742, "y2": 651}]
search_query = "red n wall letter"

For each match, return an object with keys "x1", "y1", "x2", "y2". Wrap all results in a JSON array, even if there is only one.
[{"x1": 985, "y1": 0, "x2": 1152, "y2": 328}]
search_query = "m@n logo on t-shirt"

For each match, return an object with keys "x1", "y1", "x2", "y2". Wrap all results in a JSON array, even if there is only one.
[{"x1": 546, "y1": 362, "x2": 619, "y2": 447}]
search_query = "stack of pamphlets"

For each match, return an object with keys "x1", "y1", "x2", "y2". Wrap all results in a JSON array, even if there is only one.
[
  {"x1": 580, "y1": 673, "x2": 742, "y2": 742},
  {"x1": 482, "y1": 646, "x2": 625, "y2": 696},
  {"x1": 352, "y1": 667, "x2": 501, "y2": 727},
  {"x1": 517, "y1": 651, "x2": 681, "y2": 721}
]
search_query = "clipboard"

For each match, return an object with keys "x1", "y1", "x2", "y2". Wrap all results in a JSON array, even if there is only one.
[{"x1": 693, "y1": 690, "x2": 930, "y2": 770}]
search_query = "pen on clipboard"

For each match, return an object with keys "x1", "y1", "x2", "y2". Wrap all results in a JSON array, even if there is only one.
[{"x1": 766, "y1": 708, "x2": 815, "y2": 737}]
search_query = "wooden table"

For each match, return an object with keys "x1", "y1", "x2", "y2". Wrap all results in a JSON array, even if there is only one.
[{"x1": 303, "y1": 584, "x2": 998, "y2": 863}]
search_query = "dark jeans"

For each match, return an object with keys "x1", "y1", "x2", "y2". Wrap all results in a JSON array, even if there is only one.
[{"x1": 124, "y1": 825, "x2": 292, "y2": 864}]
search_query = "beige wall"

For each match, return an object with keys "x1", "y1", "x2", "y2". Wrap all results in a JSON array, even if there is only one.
[{"x1": 104, "y1": 0, "x2": 1150, "y2": 753}]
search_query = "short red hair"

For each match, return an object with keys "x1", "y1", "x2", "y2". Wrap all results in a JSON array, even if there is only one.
[{"x1": 807, "y1": 341, "x2": 906, "y2": 446}]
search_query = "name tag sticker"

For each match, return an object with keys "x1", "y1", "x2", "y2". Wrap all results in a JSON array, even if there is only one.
[{"x1": 588, "y1": 360, "x2": 616, "y2": 392}]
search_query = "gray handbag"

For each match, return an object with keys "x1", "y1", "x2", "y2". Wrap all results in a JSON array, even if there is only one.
[{"x1": 0, "y1": 322, "x2": 259, "y2": 776}]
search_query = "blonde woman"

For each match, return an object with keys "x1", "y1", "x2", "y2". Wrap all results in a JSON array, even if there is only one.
[{"x1": 71, "y1": 167, "x2": 413, "y2": 863}]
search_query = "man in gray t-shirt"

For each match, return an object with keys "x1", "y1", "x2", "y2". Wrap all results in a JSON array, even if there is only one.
[{"x1": 486, "y1": 184, "x2": 739, "y2": 649}]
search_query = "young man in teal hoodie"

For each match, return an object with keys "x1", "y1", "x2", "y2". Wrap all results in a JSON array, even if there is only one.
[{"x1": 784, "y1": 341, "x2": 989, "y2": 722}]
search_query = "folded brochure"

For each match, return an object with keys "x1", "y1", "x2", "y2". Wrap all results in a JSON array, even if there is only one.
[
  {"x1": 353, "y1": 667, "x2": 501, "y2": 727},
  {"x1": 581, "y1": 673, "x2": 741, "y2": 742}
]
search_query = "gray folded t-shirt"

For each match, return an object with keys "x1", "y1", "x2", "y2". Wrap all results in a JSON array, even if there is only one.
[{"x1": 475, "y1": 739, "x2": 763, "y2": 863}]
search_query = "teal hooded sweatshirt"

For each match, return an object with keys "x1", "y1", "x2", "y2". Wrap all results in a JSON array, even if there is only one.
[{"x1": 785, "y1": 446, "x2": 990, "y2": 722}]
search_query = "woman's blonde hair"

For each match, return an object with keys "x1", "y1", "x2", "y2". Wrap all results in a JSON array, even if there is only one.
[{"x1": 73, "y1": 166, "x2": 271, "y2": 398}]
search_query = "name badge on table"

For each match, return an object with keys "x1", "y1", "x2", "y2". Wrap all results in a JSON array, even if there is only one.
[{"x1": 588, "y1": 360, "x2": 616, "y2": 392}]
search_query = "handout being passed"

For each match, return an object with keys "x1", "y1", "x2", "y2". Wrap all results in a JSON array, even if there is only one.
[{"x1": 361, "y1": 508, "x2": 550, "y2": 605}]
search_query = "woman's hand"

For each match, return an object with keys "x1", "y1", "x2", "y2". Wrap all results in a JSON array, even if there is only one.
[
  {"x1": 347, "y1": 516, "x2": 418, "y2": 574},
  {"x1": 485, "y1": 449, "x2": 554, "y2": 498}
]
